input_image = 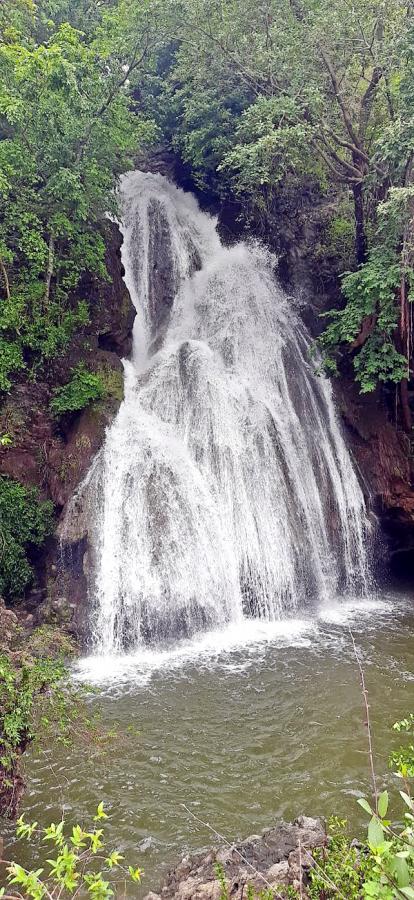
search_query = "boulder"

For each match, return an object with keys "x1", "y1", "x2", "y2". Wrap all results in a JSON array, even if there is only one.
[{"x1": 143, "y1": 817, "x2": 326, "y2": 900}]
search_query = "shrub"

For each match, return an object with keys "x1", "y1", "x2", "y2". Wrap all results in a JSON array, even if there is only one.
[
  {"x1": 0, "y1": 654, "x2": 65, "y2": 778},
  {"x1": 50, "y1": 365, "x2": 106, "y2": 417},
  {"x1": 0, "y1": 476, "x2": 54, "y2": 602},
  {"x1": 1, "y1": 804, "x2": 143, "y2": 899}
]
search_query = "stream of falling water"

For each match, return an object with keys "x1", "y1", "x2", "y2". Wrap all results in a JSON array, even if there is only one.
[
  {"x1": 80, "y1": 171, "x2": 372, "y2": 654},
  {"x1": 7, "y1": 174, "x2": 412, "y2": 900}
]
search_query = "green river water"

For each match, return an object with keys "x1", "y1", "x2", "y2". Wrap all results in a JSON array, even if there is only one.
[{"x1": 3, "y1": 591, "x2": 414, "y2": 896}]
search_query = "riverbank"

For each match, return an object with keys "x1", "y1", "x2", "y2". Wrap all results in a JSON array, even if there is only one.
[
  {"x1": 0, "y1": 599, "x2": 77, "y2": 818},
  {"x1": 144, "y1": 816, "x2": 326, "y2": 900}
]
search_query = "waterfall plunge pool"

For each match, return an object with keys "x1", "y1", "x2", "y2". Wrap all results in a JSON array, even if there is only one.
[{"x1": 5, "y1": 590, "x2": 414, "y2": 896}]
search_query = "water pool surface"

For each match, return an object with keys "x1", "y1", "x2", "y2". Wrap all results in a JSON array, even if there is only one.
[{"x1": 4, "y1": 592, "x2": 414, "y2": 896}]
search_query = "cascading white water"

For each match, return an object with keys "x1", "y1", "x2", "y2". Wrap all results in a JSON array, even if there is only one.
[{"x1": 90, "y1": 171, "x2": 371, "y2": 653}]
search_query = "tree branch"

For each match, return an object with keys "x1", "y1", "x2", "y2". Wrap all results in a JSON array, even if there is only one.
[
  {"x1": 0, "y1": 257, "x2": 11, "y2": 300},
  {"x1": 349, "y1": 628, "x2": 378, "y2": 814},
  {"x1": 324, "y1": 127, "x2": 369, "y2": 164},
  {"x1": 319, "y1": 47, "x2": 362, "y2": 148},
  {"x1": 359, "y1": 66, "x2": 382, "y2": 137},
  {"x1": 320, "y1": 136, "x2": 363, "y2": 178},
  {"x1": 74, "y1": 34, "x2": 153, "y2": 166},
  {"x1": 313, "y1": 141, "x2": 362, "y2": 183},
  {"x1": 43, "y1": 231, "x2": 55, "y2": 311}
]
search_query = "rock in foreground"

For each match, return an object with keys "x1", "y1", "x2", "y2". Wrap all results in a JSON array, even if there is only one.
[{"x1": 145, "y1": 816, "x2": 326, "y2": 899}]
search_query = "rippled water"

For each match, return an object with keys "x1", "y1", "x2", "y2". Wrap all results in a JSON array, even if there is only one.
[{"x1": 3, "y1": 592, "x2": 413, "y2": 895}]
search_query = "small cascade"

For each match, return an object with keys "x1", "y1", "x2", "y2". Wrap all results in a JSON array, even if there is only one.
[{"x1": 82, "y1": 171, "x2": 371, "y2": 653}]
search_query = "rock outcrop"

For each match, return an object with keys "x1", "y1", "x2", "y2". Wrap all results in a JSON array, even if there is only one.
[
  {"x1": 334, "y1": 373, "x2": 414, "y2": 573},
  {"x1": 0, "y1": 221, "x2": 135, "y2": 625},
  {"x1": 144, "y1": 817, "x2": 326, "y2": 900}
]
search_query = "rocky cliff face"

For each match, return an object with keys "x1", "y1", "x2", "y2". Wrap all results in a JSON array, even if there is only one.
[
  {"x1": 335, "y1": 374, "x2": 414, "y2": 576},
  {"x1": 0, "y1": 221, "x2": 135, "y2": 629}
]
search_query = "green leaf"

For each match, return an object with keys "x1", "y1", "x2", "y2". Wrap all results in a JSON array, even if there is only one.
[
  {"x1": 94, "y1": 801, "x2": 109, "y2": 822},
  {"x1": 378, "y1": 790, "x2": 389, "y2": 818},
  {"x1": 367, "y1": 816, "x2": 385, "y2": 849},
  {"x1": 358, "y1": 797, "x2": 374, "y2": 816},
  {"x1": 391, "y1": 855, "x2": 411, "y2": 888},
  {"x1": 400, "y1": 791, "x2": 414, "y2": 810},
  {"x1": 128, "y1": 866, "x2": 144, "y2": 884}
]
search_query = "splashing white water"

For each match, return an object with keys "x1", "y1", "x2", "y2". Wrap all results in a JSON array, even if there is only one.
[{"x1": 88, "y1": 171, "x2": 371, "y2": 653}]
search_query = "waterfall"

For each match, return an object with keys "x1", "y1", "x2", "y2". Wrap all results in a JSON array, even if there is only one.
[{"x1": 89, "y1": 171, "x2": 371, "y2": 653}]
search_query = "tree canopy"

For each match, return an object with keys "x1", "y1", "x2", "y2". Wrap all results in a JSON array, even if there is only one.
[{"x1": 1, "y1": 0, "x2": 414, "y2": 421}]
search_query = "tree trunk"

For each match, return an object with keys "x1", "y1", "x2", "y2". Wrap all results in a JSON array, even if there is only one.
[
  {"x1": 400, "y1": 378, "x2": 412, "y2": 432},
  {"x1": 353, "y1": 181, "x2": 367, "y2": 265},
  {"x1": 43, "y1": 232, "x2": 55, "y2": 311},
  {"x1": 0, "y1": 257, "x2": 10, "y2": 300}
]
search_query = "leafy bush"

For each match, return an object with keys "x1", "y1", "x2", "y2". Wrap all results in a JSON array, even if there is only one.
[
  {"x1": 50, "y1": 365, "x2": 106, "y2": 417},
  {"x1": 319, "y1": 188, "x2": 414, "y2": 394},
  {"x1": 0, "y1": 654, "x2": 65, "y2": 779},
  {"x1": 0, "y1": 476, "x2": 54, "y2": 601},
  {"x1": 1, "y1": 804, "x2": 143, "y2": 899},
  {"x1": 390, "y1": 715, "x2": 414, "y2": 779}
]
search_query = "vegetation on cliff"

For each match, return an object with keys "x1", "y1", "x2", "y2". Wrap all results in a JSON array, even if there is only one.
[
  {"x1": 0, "y1": 478, "x2": 53, "y2": 603},
  {"x1": 0, "y1": 1, "x2": 155, "y2": 394},
  {"x1": 1, "y1": 0, "x2": 414, "y2": 415}
]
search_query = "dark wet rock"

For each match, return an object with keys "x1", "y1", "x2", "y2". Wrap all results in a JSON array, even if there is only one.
[
  {"x1": 334, "y1": 373, "x2": 414, "y2": 568},
  {"x1": 144, "y1": 817, "x2": 326, "y2": 900},
  {"x1": 0, "y1": 597, "x2": 19, "y2": 650}
]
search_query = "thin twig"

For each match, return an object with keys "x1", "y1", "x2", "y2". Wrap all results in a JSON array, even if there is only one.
[
  {"x1": 349, "y1": 628, "x2": 378, "y2": 814},
  {"x1": 298, "y1": 835, "x2": 304, "y2": 899},
  {"x1": 301, "y1": 848, "x2": 349, "y2": 900}
]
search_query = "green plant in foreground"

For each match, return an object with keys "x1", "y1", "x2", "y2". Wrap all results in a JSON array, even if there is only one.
[
  {"x1": 354, "y1": 713, "x2": 414, "y2": 899},
  {"x1": 0, "y1": 804, "x2": 143, "y2": 899},
  {"x1": 309, "y1": 817, "x2": 372, "y2": 899},
  {"x1": 390, "y1": 716, "x2": 414, "y2": 780}
]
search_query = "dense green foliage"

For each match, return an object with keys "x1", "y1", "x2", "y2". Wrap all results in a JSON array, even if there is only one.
[
  {"x1": 0, "y1": 653, "x2": 64, "y2": 778},
  {"x1": 1, "y1": 0, "x2": 414, "y2": 410},
  {"x1": 50, "y1": 365, "x2": 106, "y2": 416},
  {"x1": 0, "y1": 476, "x2": 53, "y2": 601},
  {"x1": 0, "y1": 0, "x2": 156, "y2": 392}
]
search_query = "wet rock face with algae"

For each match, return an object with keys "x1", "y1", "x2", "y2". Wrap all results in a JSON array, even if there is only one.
[{"x1": 144, "y1": 817, "x2": 326, "y2": 900}]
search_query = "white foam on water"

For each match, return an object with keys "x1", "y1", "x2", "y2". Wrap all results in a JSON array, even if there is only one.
[
  {"x1": 75, "y1": 617, "x2": 316, "y2": 686},
  {"x1": 317, "y1": 597, "x2": 393, "y2": 626},
  {"x1": 73, "y1": 594, "x2": 402, "y2": 688}
]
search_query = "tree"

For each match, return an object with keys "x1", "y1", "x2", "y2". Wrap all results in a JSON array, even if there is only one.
[{"x1": 0, "y1": 9, "x2": 157, "y2": 391}]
